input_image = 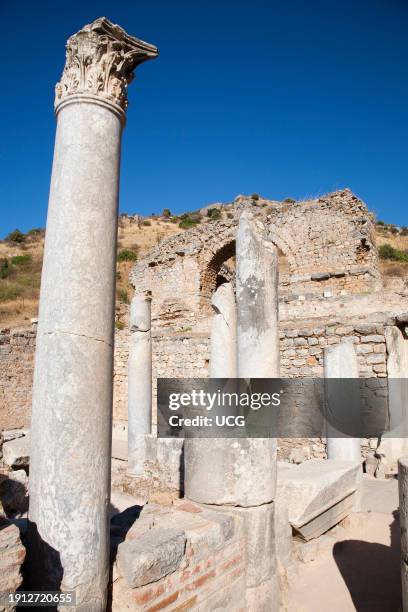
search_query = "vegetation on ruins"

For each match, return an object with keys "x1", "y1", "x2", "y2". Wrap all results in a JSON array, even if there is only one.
[
  {"x1": 117, "y1": 249, "x2": 138, "y2": 262},
  {"x1": 162, "y1": 208, "x2": 171, "y2": 218},
  {"x1": 179, "y1": 213, "x2": 201, "y2": 229},
  {"x1": 283, "y1": 197, "x2": 296, "y2": 204},
  {"x1": 207, "y1": 208, "x2": 221, "y2": 221}
]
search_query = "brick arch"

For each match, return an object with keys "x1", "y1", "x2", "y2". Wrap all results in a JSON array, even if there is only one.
[
  {"x1": 266, "y1": 226, "x2": 297, "y2": 274},
  {"x1": 200, "y1": 239, "x2": 236, "y2": 313}
]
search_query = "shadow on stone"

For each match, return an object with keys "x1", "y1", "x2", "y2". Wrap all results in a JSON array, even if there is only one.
[
  {"x1": 333, "y1": 511, "x2": 401, "y2": 611},
  {"x1": 21, "y1": 521, "x2": 63, "y2": 611}
]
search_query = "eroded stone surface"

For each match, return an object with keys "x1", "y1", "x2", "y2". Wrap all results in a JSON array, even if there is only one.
[{"x1": 277, "y1": 459, "x2": 360, "y2": 530}]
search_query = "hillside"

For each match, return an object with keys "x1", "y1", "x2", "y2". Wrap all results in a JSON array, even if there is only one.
[{"x1": 1, "y1": 205, "x2": 408, "y2": 329}]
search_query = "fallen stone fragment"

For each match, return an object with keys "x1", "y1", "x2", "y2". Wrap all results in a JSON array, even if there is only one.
[
  {"x1": 117, "y1": 527, "x2": 186, "y2": 588},
  {"x1": 277, "y1": 459, "x2": 360, "y2": 540},
  {"x1": 2, "y1": 435, "x2": 30, "y2": 469}
]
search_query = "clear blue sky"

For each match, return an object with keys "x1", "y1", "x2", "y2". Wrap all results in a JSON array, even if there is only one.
[{"x1": 1, "y1": 0, "x2": 407, "y2": 236}]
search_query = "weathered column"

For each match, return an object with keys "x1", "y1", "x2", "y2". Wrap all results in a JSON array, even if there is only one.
[
  {"x1": 324, "y1": 341, "x2": 361, "y2": 462},
  {"x1": 210, "y1": 282, "x2": 237, "y2": 378},
  {"x1": 399, "y1": 456, "x2": 408, "y2": 611},
  {"x1": 236, "y1": 211, "x2": 280, "y2": 379},
  {"x1": 128, "y1": 292, "x2": 152, "y2": 476},
  {"x1": 236, "y1": 212, "x2": 280, "y2": 610},
  {"x1": 27, "y1": 18, "x2": 157, "y2": 610}
]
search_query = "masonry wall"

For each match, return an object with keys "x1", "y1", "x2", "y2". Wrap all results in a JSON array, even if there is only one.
[{"x1": 0, "y1": 328, "x2": 36, "y2": 429}]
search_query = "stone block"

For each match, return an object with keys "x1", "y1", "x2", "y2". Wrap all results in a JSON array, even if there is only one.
[
  {"x1": 276, "y1": 460, "x2": 360, "y2": 540},
  {"x1": 117, "y1": 527, "x2": 186, "y2": 588},
  {"x1": 2, "y1": 435, "x2": 30, "y2": 469},
  {"x1": 0, "y1": 519, "x2": 25, "y2": 600},
  {"x1": 361, "y1": 335, "x2": 384, "y2": 343},
  {"x1": 184, "y1": 438, "x2": 276, "y2": 507}
]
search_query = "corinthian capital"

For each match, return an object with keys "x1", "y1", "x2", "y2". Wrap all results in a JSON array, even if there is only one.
[{"x1": 55, "y1": 17, "x2": 158, "y2": 112}]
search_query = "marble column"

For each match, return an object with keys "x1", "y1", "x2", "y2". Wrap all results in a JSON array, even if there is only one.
[
  {"x1": 210, "y1": 282, "x2": 237, "y2": 378},
  {"x1": 324, "y1": 341, "x2": 361, "y2": 462},
  {"x1": 236, "y1": 211, "x2": 280, "y2": 610},
  {"x1": 399, "y1": 456, "x2": 408, "y2": 611},
  {"x1": 128, "y1": 292, "x2": 152, "y2": 476},
  {"x1": 27, "y1": 18, "x2": 158, "y2": 610},
  {"x1": 236, "y1": 211, "x2": 280, "y2": 379}
]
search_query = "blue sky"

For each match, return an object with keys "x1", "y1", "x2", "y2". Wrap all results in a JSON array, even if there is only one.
[{"x1": 1, "y1": 0, "x2": 407, "y2": 236}]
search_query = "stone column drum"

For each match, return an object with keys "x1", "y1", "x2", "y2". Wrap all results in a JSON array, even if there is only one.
[
  {"x1": 210, "y1": 282, "x2": 237, "y2": 378},
  {"x1": 399, "y1": 456, "x2": 408, "y2": 611},
  {"x1": 28, "y1": 18, "x2": 158, "y2": 610},
  {"x1": 185, "y1": 213, "x2": 279, "y2": 507},
  {"x1": 128, "y1": 292, "x2": 152, "y2": 476},
  {"x1": 324, "y1": 341, "x2": 361, "y2": 462}
]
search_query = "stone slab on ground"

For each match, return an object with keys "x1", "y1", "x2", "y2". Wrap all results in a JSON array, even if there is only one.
[
  {"x1": 276, "y1": 459, "x2": 360, "y2": 537},
  {"x1": 2, "y1": 435, "x2": 30, "y2": 469}
]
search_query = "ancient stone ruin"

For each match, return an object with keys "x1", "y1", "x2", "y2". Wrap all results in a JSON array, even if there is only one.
[{"x1": 1, "y1": 14, "x2": 408, "y2": 612}]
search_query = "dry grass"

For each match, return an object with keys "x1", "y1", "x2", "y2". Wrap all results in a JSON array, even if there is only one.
[
  {"x1": 2, "y1": 218, "x2": 408, "y2": 328},
  {"x1": 0, "y1": 218, "x2": 182, "y2": 328}
]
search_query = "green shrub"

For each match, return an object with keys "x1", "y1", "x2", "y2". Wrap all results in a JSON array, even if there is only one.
[
  {"x1": 208, "y1": 208, "x2": 221, "y2": 220},
  {"x1": 283, "y1": 198, "x2": 295, "y2": 204},
  {"x1": 0, "y1": 259, "x2": 11, "y2": 279},
  {"x1": 179, "y1": 214, "x2": 199, "y2": 230},
  {"x1": 5, "y1": 229, "x2": 25, "y2": 243},
  {"x1": 162, "y1": 208, "x2": 171, "y2": 218},
  {"x1": 117, "y1": 249, "x2": 137, "y2": 262},
  {"x1": 117, "y1": 288, "x2": 129, "y2": 304},
  {"x1": 115, "y1": 320, "x2": 125, "y2": 330},
  {"x1": 11, "y1": 254, "x2": 32, "y2": 266},
  {"x1": 377, "y1": 220, "x2": 385, "y2": 226},
  {"x1": 170, "y1": 216, "x2": 179, "y2": 223},
  {"x1": 250, "y1": 193, "x2": 260, "y2": 201},
  {"x1": 142, "y1": 219, "x2": 151, "y2": 226},
  {"x1": 379, "y1": 244, "x2": 408, "y2": 262},
  {"x1": 401, "y1": 226, "x2": 408, "y2": 236}
]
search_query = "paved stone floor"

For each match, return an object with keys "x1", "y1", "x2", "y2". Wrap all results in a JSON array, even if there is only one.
[{"x1": 286, "y1": 475, "x2": 401, "y2": 612}]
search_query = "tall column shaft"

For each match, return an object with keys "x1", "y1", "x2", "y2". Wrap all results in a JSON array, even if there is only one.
[
  {"x1": 28, "y1": 18, "x2": 158, "y2": 611},
  {"x1": 128, "y1": 292, "x2": 152, "y2": 476},
  {"x1": 236, "y1": 212, "x2": 280, "y2": 378},
  {"x1": 210, "y1": 282, "x2": 237, "y2": 378},
  {"x1": 324, "y1": 341, "x2": 361, "y2": 462}
]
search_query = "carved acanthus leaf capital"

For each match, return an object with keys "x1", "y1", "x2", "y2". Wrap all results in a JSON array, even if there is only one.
[{"x1": 55, "y1": 17, "x2": 158, "y2": 111}]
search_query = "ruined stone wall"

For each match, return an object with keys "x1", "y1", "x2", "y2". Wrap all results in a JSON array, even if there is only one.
[
  {"x1": 0, "y1": 328, "x2": 36, "y2": 429},
  {"x1": 130, "y1": 189, "x2": 380, "y2": 327}
]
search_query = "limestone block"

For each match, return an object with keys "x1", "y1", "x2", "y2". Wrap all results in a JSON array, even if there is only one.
[
  {"x1": 276, "y1": 459, "x2": 360, "y2": 537},
  {"x1": 227, "y1": 503, "x2": 277, "y2": 589},
  {"x1": 0, "y1": 519, "x2": 25, "y2": 608},
  {"x1": 184, "y1": 438, "x2": 277, "y2": 507},
  {"x1": 2, "y1": 435, "x2": 30, "y2": 468},
  {"x1": 117, "y1": 527, "x2": 186, "y2": 588}
]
